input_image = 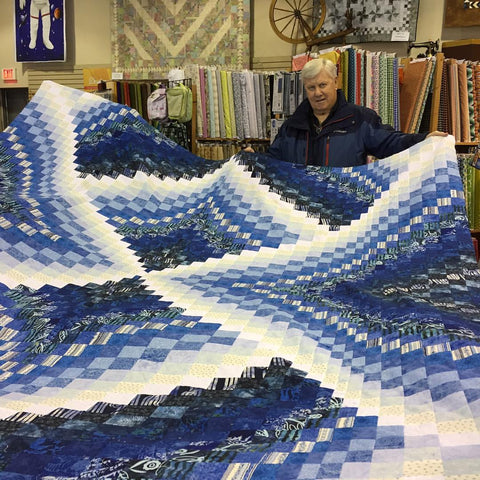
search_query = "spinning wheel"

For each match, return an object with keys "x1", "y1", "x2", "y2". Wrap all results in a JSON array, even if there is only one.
[
  {"x1": 269, "y1": 0, "x2": 355, "y2": 47},
  {"x1": 269, "y1": 0, "x2": 326, "y2": 45}
]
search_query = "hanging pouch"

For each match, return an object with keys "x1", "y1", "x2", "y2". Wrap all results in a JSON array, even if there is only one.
[
  {"x1": 166, "y1": 83, "x2": 193, "y2": 123},
  {"x1": 147, "y1": 87, "x2": 168, "y2": 121}
]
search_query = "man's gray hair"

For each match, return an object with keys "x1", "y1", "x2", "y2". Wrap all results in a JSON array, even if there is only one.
[{"x1": 301, "y1": 58, "x2": 337, "y2": 81}]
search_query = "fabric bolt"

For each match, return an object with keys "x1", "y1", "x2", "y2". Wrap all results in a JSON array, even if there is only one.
[
  {"x1": 227, "y1": 71, "x2": 237, "y2": 139},
  {"x1": 215, "y1": 69, "x2": 225, "y2": 138},
  {"x1": 475, "y1": 64, "x2": 480, "y2": 139},
  {"x1": 220, "y1": 70, "x2": 232, "y2": 138},
  {"x1": 203, "y1": 68, "x2": 211, "y2": 138},
  {"x1": 254, "y1": 73, "x2": 264, "y2": 139},
  {"x1": 341, "y1": 49, "x2": 349, "y2": 100},
  {"x1": 413, "y1": 59, "x2": 434, "y2": 134},
  {"x1": 263, "y1": 73, "x2": 272, "y2": 139},
  {"x1": 447, "y1": 59, "x2": 461, "y2": 141},
  {"x1": 378, "y1": 53, "x2": 389, "y2": 126},
  {"x1": 240, "y1": 71, "x2": 251, "y2": 139},
  {"x1": 282, "y1": 73, "x2": 290, "y2": 115},
  {"x1": 400, "y1": 60, "x2": 419, "y2": 133},
  {"x1": 289, "y1": 72, "x2": 297, "y2": 115},
  {"x1": 467, "y1": 64, "x2": 476, "y2": 141},
  {"x1": 392, "y1": 56, "x2": 400, "y2": 131},
  {"x1": 123, "y1": 82, "x2": 130, "y2": 106},
  {"x1": 245, "y1": 70, "x2": 258, "y2": 139},
  {"x1": 458, "y1": 62, "x2": 472, "y2": 142},
  {"x1": 475, "y1": 164, "x2": 480, "y2": 230},
  {"x1": 231, "y1": 72, "x2": 244, "y2": 140},
  {"x1": 400, "y1": 59, "x2": 432, "y2": 133},
  {"x1": 353, "y1": 50, "x2": 360, "y2": 105},
  {"x1": 296, "y1": 72, "x2": 304, "y2": 110},
  {"x1": 347, "y1": 48, "x2": 356, "y2": 103},
  {"x1": 356, "y1": 50, "x2": 364, "y2": 106},
  {"x1": 459, "y1": 155, "x2": 479, "y2": 230},
  {"x1": 386, "y1": 55, "x2": 394, "y2": 127},
  {"x1": 198, "y1": 67, "x2": 208, "y2": 138},
  {"x1": 466, "y1": 159, "x2": 476, "y2": 229},
  {"x1": 473, "y1": 65, "x2": 478, "y2": 139},
  {"x1": 439, "y1": 61, "x2": 450, "y2": 134},
  {"x1": 188, "y1": 66, "x2": 202, "y2": 138},
  {"x1": 259, "y1": 73, "x2": 268, "y2": 140},
  {"x1": 207, "y1": 68, "x2": 217, "y2": 138},
  {"x1": 271, "y1": 71, "x2": 284, "y2": 114},
  {"x1": 365, "y1": 51, "x2": 373, "y2": 110},
  {"x1": 371, "y1": 52, "x2": 380, "y2": 114}
]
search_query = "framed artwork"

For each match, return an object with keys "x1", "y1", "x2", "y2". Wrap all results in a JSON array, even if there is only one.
[
  {"x1": 15, "y1": 0, "x2": 66, "y2": 62},
  {"x1": 444, "y1": 0, "x2": 480, "y2": 27}
]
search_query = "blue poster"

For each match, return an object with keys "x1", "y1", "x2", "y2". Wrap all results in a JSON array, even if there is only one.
[{"x1": 15, "y1": 0, "x2": 65, "y2": 62}]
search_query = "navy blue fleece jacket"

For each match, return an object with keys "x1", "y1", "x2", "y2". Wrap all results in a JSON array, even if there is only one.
[{"x1": 267, "y1": 90, "x2": 427, "y2": 167}]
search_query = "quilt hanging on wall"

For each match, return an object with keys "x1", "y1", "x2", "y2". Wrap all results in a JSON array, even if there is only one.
[
  {"x1": 0, "y1": 81, "x2": 480, "y2": 479},
  {"x1": 315, "y1": 0, "x2": 420, "y2": 43},
  {"x1": 464, "y1": 1, "x2": 480, "y2": 9},
  {"x1": 444, "y1": 0, "x2": 480, "y2": 26},
  {"x1": 111, "y1": 0, "x2": 250, "y2": 79}
]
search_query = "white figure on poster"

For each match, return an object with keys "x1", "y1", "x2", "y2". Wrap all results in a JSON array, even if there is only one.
[{"x1": 19, "y1": 0, "x2": 54, "y2": 50}]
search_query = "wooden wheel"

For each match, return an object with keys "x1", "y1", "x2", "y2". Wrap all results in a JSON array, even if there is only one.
[{"x1": 269, "y1": 0, "x2": 327, "y2": 45}]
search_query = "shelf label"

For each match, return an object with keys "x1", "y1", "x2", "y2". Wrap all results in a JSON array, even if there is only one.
[{"x1": 391, "y1": 31, "x2": 410, "y2": 42}]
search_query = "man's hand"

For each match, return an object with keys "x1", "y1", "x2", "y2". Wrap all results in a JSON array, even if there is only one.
[
  {"x1": 426, "y1": 131, "x2": 449, "y2": 138},
  {"x1": 240, "y1": 142, "x2": 255, "y2": 153}
]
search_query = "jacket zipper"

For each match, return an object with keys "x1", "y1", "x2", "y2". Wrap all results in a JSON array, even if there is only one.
[
  {"x1": 322, "y1": 114, "x2": 354, "y2": 129},
  {"x1": 305, "y1": 131, "x2": 309, "y2": 165},
  {"x1": 325, "y1": 137, "x2": 330, "y2": 166}
]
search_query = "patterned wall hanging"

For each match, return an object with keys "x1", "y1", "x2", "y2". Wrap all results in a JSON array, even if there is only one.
[
  {"x1": 445, "y1": 0, "x2": 480, "y2": 26},
  {"x1": 111, "y1": 0, "x2": 250, "y2": 79},
  {"x1": 15, "y1": 0, "x2": 66, "y2": 62},
  {"x1": 314, "y1": 0, "x2": 420, "y2": 43}
]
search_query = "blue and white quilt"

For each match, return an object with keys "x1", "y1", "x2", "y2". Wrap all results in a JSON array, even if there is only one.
[{"x1": 0, "y1": 81, "x2": 479, "y2": 479}]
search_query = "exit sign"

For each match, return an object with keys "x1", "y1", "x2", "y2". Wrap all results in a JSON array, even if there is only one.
[{"x1": 2, "y1": 68, "x2": 16, "y2": 81}]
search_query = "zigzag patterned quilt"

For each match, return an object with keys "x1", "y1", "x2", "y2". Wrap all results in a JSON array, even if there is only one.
[{"x1": 0, "y1": 81, "x2": 479, "y2": 479}]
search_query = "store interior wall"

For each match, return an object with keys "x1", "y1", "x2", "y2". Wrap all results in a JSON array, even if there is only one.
[
  {"x1": 1, "y1": 0, "x2": 480, "y2": 97},
  {"x1": 0, "y1": 0, "x2": 111, "y2": 90},
  {"x1": 254, "y1": 0, "x2": 480, "y2": 57}
]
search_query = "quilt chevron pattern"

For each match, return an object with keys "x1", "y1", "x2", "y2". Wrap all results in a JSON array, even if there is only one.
[
  {"x1": 111, "y1": 0, "x2": 250, "y2": 76},
  {"x1": 0, "y1": 81, "x2": 480, "y2": 479}
]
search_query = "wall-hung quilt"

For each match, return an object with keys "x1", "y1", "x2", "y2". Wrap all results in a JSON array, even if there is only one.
[
  {"x1": 111, "y1": 0, "x2": 250, "y2": 79},
  {"x1": 315, "y1": 0, "x2": 420, "y2": 43},
  {"x1": 0, "y1": 81, "x2": 479, "y2": 479},
  {"x1": 445, "y1": 0, "x2": 480, "y2": 26}
]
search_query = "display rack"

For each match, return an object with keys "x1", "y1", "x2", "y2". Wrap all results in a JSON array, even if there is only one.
[{"x1": 113, "y1": 78, "x2": 197, "y2": 154}]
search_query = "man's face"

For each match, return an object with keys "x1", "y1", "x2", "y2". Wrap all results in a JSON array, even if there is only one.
[{"x1": 304, "y1": 70, "x2": 337, "y2": 117}]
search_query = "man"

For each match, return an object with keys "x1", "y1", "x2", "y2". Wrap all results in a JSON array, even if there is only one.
[{"x1": 248, "y1": 58, "x2": 447, "y2": 167}]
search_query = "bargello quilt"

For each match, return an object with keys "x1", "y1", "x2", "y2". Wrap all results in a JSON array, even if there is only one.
[{"x1": 0, "y1": 81, "x2": 479, "y2": 480}]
